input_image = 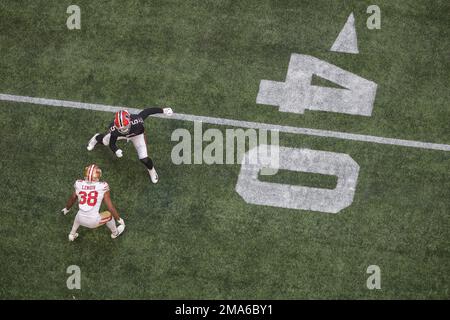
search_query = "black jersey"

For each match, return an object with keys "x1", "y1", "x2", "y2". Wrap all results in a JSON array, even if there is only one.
[{"x1": 107, "y1": 108, "x2": 163, "y2": 152}]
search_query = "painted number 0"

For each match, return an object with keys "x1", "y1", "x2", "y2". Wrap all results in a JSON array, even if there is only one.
[
  {"x1": 79, "y1": 191, "x2": 98, "y2": 206},
  {"x1": 235, "y1": 145, "x2": 360, "y2": 214}
]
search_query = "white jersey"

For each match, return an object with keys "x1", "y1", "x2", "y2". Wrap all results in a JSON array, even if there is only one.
[{"x1": 74, "y1": 179, "x2": 109, "y2": 216}]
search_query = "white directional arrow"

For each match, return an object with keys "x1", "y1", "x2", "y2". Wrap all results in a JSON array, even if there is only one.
[{"x1": 331, "y1": 13, "x2": 359, "y2": 54}]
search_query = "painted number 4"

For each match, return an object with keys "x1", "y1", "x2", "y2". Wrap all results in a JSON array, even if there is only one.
[{"x1": 257, "y1": 54, "x2": 377, "y2": 116}]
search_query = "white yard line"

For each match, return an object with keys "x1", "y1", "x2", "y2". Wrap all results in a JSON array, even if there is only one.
[{"x1": 1, "y1": 93, "x2": 449, "y2": 152}]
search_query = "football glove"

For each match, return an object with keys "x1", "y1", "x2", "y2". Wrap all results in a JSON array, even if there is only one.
[
  {"x1": 115, "y1": 149, "x2": 123, "y2": 158},
  {"x1": 163, "y1": 107, "x2": 173, "y2": 115},
  {"x1": 118, "y1": 218, "x2": 125, "y2": 226},
  {"x1": 61, "y1": 208, "x2": 70, "y2": 215}
]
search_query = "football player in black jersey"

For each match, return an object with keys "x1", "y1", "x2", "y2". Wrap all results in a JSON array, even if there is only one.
[{"x1": 86, "y1": 107, "x2": 173, "y2": 183}]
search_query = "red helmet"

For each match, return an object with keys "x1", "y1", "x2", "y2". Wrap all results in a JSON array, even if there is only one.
[{"x1": 114, "y1": 110, "x2": 131, "y2": 134}]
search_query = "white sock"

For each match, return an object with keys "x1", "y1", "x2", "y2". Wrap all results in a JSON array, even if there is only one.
[
  {"x1": 106, "y1": 219, "x2": 118, "y2": 235},
  {"x1": 70, "y1": 217, "x2": 80, "y2": 235}
]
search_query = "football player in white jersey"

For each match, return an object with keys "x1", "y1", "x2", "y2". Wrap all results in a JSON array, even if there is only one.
[{"x1": 61, "y1": 164, "x2": 125, "y2": 241}]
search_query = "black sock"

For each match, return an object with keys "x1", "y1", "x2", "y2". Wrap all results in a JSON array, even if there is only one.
[
  {"x1": 95, "y1": 134, "x2": 105, "y2": 145},
  {"x1": 140, "y1": 157, "x2": 154, "y2": 170}
]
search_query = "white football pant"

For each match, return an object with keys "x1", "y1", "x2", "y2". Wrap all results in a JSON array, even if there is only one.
[
  {"x1": 102, "y1": 133, "x2": 148, "y2": 159},
  {"x1": 70, "y1": 211, "x2": 117, "y2": 235}
]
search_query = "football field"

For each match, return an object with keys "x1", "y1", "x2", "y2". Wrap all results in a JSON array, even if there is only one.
[{"x1": 0, "y1": 0, "x2": 449, "y2": 299}]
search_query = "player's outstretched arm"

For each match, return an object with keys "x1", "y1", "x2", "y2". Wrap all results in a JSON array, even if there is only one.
[
  {"x1": 103, "y1": 191, "x2": 124, "y2": 224},
  {"x1": 61, "y1": 191, "x2": 77, "y2": 215},
  {"x1": 138, "y1": 107, "x2": 163, "y2": 120},
  {"x1": 139, "y1": 107, "x2": 173, "y2": 120}
]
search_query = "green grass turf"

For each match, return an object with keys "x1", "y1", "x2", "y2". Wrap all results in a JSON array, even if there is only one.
[
  {"x1": 259, "y1": 170, "x2": 338, "y2": 190},
  {"x1": 0, "y1": 0, "x2": 449, "y2": 299}
]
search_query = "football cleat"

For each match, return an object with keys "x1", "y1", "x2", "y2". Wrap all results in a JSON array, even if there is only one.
[
  {"x1": 111, "y1": 224, "x2": 125, "y2": 239},
  {"x1": 114, "y1": 110, "x2": 131, "y2": 134},
  {"x1": 68, "y1": 233, "x2": 79, "y2": 242},
  {"x1": 149, "y1": 168, "x2": 159, "y2": 184},
  {"x1": 87, "y1": 133, "x2": 100, "y2": 151},
  {"x1": 84, "y1": 164, "x2": 102, "y2": 182}
]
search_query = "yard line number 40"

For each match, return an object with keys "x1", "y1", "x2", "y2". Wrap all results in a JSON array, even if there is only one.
[{"x1": 236, "y1": 53, "x2": 378, "y2": 214}]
